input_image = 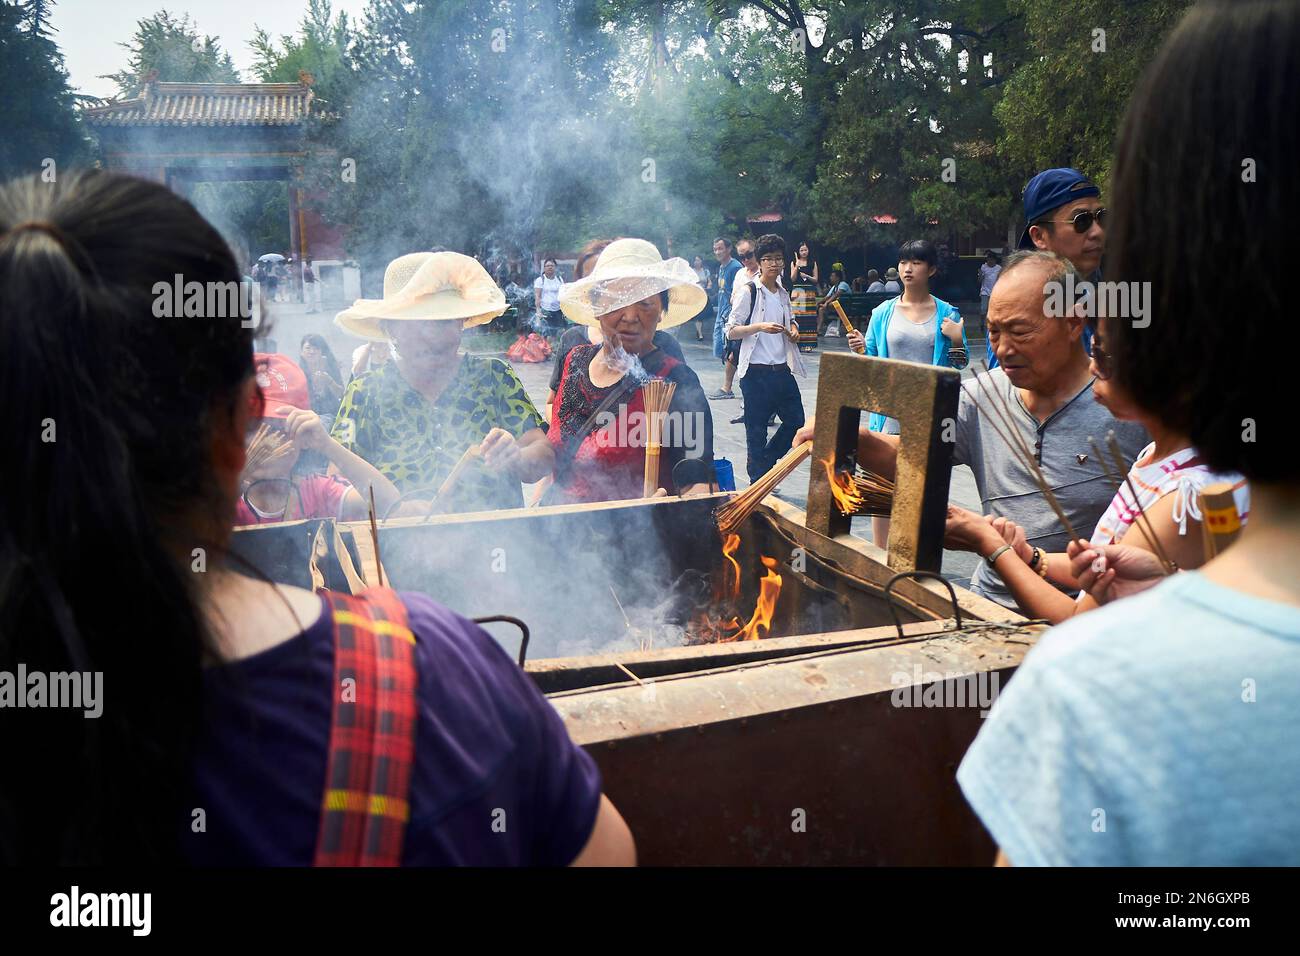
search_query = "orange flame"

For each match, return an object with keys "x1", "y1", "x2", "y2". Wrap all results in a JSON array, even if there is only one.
[
  {"x1": 729, "y1": 555, "x2": 782, "y2": 642},
  {"x1": 820, "y1": 456, "x2": 864, "y2": 515},
  {"x1": 721, "y1": 533, "x2": 742, "y2": 599},
  {"x1": 688, "y1": 541, "x2": 784, "y2": 644}
]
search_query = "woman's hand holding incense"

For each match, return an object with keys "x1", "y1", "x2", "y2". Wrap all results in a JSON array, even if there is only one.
[
  {"x1": 1068, "y1": 540, "x2": 1166, "y2": 605},
  {"x1": 279, "y1": 406, "x2": 329, "y2": 452},
  {"x1": 479, "y1": 428, "x2": 522, "y2": 477},
  {"x1": 941, "y1": 316, "x2": 964, "y2": 344},
  {"x1": 846, "y1": 329, "x2": 865, "y2": 353},
  {"x1": 278, "y1": 404, "x2": 404, "y2": 522}
]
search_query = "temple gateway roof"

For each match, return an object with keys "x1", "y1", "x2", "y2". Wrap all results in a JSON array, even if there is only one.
[{"x1": 86, "y1": 81, "x2": 316, "y2": 128}]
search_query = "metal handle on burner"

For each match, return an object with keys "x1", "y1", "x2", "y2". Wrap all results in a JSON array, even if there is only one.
[
  {"x1": 882, "y1": 570, "x2": 964, "y2": 640},
  {"x1": 473, "y1": 615, "x2": 532, "y2": 668}
]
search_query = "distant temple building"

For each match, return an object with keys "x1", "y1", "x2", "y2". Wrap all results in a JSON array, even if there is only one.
[{"x1": 85, "y1": 73, "x2": 355, "y2": 302}]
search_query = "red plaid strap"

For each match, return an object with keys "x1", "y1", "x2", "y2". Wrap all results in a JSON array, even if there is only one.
[{"x1": 314, "y1": 588, "x2": 419, "y2": 867}]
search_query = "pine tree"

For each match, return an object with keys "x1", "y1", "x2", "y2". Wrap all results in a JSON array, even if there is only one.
[{"x1": 0, "y1": 0, "x2": 89, "y2": 180}]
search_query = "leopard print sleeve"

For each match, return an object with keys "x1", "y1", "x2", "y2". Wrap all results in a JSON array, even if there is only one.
[
  {"x1": 490, "y1": 358, "x2": 546, "y2": 436},
  {"x1": 331, "y1": 374, "x2": 368, "y2": 456}
]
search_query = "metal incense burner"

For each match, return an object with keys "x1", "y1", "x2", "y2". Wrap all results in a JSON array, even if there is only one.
[{"x1": 231, "y1": 355, "x2": 1040, "y2": 865}]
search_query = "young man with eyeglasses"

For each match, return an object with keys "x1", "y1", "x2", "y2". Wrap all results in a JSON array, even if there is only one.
[
  {"x1": 725, "y1": 234, "x2": 806, "y2": 482},
  {"x1": 720, "y1": 239, "x2": 764, "y2": 421},
  {"x1": 988, "y1": 168, "x2": 1104, "y2": 368}
]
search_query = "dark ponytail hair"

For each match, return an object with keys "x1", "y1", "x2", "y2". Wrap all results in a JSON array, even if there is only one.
[
  {"x1": 1107, "y1": 0, "x2": 1295, "y2": 482},
  {"x1": 0, "y1": 170, "x2": 255, "y2": 863}
]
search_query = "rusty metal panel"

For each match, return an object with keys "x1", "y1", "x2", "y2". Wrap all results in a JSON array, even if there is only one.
[
  {"x1": 805, "y1": 353, "x2": 960, "y2": 573},
  {"x1": 529, "y1": 618, "x2": 970, "y2": 694},
  {"x1": 552, "y1": 622, "x2": 1041, "y2": 865}
]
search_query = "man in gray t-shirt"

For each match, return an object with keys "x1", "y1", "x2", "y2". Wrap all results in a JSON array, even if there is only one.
[{"x1": 796, "y1": 251, "x2": 1148, "y2": 613}]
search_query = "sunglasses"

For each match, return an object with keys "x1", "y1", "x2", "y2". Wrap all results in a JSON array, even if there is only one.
[
  {"x1": 740, "y1": 251, "x2": 756, "y2": 260},
  {"x1": 1040, "y1": 207, "x2": 1107, "y2": 234}
]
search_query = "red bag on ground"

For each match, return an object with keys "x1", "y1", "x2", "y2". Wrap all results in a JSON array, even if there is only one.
[{"x1": 506, "y1": 332, "x2": 553, "y2": 363}]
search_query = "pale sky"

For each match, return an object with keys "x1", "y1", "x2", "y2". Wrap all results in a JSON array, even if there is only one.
[{"x1": 50, "y1": 0, "x2": 371, "y2": 99}]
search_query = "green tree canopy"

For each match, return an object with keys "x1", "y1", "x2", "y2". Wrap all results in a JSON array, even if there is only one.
[
  {"x1": 88, "y1": 0, "x2": 1199, "y2": 271},
  {"x1": 103, "y1": 9, "x2": 239, "y2": 99},
  {"x1": 0, "y1": 0, "x2": 89, "y2": 180},
  {"x1": 996, "y1": 0, "x2": 1195, "y2": 190}
]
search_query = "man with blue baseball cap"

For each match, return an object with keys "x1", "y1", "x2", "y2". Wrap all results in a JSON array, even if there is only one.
[{"x1": 987, "y1": 168, "x2": 1102, "y2": 368}]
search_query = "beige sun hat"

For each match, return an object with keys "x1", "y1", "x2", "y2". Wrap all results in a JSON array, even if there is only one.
[
  {"x1": 558, "y1": 238, "x2": 707, "y2": 329},
  {"x1": 334, "y1": 253, "x2": 430, "y2": 341},
  {"x1": 335, "y1": 251, "x2": 506, "y2": 340}
]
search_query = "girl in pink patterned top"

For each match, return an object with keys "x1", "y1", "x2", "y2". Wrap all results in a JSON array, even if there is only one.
[
  {"x1": 945, "y1": 318, "x2": 1248, "y2": 623},
  {"x1": 237, "y1": 353, "x2": 405, "y2": 525}
]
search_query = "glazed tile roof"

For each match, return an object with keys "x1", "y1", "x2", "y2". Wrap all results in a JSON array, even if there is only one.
[{"x1": 86, "y1": 82, "x2": 314, "y2": 127}]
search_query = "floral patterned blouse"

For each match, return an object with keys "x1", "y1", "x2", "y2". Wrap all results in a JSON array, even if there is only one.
[{"x1": 331, "y1": 354, "x2": 545, "y2": 512}]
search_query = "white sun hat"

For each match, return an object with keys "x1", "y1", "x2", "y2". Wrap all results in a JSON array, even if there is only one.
[
  {"x1": 335, "y1": 251, "x2": 506, "y2": 340},
  {"x1": 558, "y1": 238, "x2": 707, "y2": 330}
]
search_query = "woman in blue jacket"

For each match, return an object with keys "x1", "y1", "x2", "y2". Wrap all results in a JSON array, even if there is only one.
[{"x1": 847, "y1": 239, "x2": 969, "y2": 546}]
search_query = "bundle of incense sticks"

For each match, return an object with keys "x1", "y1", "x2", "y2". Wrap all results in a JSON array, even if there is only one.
[
  {"x1": 849, "y1": 467, "x2": 895, "y2": 516},
  {"x1": 435, "y1": 445, "x2": 482, "y2": 500},
  {"x1": 830, "y1": 300, "x2": 865, "y2": 354},
  {"x1": 715, "y1": 439, "x2": 813, "y2": 535},
  {"x1": 968, "y1": 364, "x2": 1079, "y2": 541},
  {"x1": 1088, "y1": 431, "x2": 1177, "y2": 575},
  {"x1": 244, "y1": 423, "x2": 292, "y2": 473},
  {"x1": 641, "y1": 378, "x2": 677, "y2": 497}
]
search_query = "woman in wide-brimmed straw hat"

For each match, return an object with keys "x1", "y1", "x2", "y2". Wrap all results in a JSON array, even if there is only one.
[
  {"x1": 543, "y1": 238, "x2": 687, "y2": 420},
  {"x1": 331, "y1": 251, "x2": 553, "y2": 514},
  {"x1": 547, "y1": 238, "x2": 716, "y2": 504}
]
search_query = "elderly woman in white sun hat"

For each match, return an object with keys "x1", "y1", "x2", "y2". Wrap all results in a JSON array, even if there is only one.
[
  {"x1": 547, "y1": 238, "x2": 716, "y2": 504},
  {"x1": 331, "y1": 251, "x2": 553, "y2": 515}
]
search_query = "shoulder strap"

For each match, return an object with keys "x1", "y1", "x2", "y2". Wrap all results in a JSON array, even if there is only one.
[
  {"x1": 554, "y1": 348, "x2": 664, "y2": 479},
  {"x1": 745, "y1": 281, "x2": 759, "y2": 324},
  {"x1": 315, "y1": 588, "x2": 418, "y2": 867}
]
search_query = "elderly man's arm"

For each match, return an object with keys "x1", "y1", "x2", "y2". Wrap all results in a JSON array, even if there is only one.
[{"x1": 856, "y1": 428, "x2": 899, "y2": 482}]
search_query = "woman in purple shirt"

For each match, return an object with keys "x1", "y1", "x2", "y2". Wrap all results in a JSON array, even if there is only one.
[{"x1": 0, "y1": 171, "x2": 634, "y2": 867}]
